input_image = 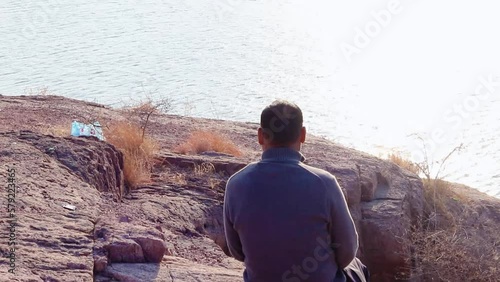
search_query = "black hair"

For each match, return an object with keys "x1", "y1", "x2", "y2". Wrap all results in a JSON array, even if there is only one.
[{"x1": 260, "y1": 100, "x2": 303, "y2": 146}]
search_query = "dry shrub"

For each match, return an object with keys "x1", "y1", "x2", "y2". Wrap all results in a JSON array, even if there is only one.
[
  {"x1": 410, "y1": 180, "x2": 500, "y2": 281},
  {"x1": 122, "y1": 97, "x2": 172, "y2": 139},
  {"x1": 106, "y1": 122, "x2": 157, "y2": 189},
  {"x1": 388, "y1": 152, "x2": 420, "y2": 174},
  {"x1": 175, "y1": 130, "x2": 242, "y2": 157},
  {"x1": 412, "y1": 218, "x2": 499, "y2": 281},
  {"x1": 422, "y1": 179, "x2": 467, "y2": 228},
  {"x1": 392, "y1": 141, "x2": 499, "y2": 280},
  {"x1": 422, "y1": 179, "x2": 452, "y2": 227}
]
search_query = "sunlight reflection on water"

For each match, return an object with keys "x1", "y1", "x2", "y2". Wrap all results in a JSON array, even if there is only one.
[{"x1": 1, "y1": 0, "x2": 498, "y2": 198}]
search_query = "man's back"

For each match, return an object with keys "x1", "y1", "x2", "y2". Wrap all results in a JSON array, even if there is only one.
[{"x1": 224, "y1": 148, "x2": 358, "y2": 282}]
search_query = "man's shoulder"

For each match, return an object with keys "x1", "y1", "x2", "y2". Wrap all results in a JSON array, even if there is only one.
[
  {"x1": 298, "y1": 163, "x2": 342, "y2": 193},
  {"x1": 227, "y1": 160, "x2": 339, "y2": 188},
  {"x1": 227, "y1": 161, "x2": 259, "y2": 184},
  {"x1": 298, "y1": 162, "x2": 335, "y2": 180}
]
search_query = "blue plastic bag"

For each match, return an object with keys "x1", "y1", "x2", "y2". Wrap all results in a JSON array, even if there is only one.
[{"x1": 71, "y1": 121, "x2": 105, "y2": 141}]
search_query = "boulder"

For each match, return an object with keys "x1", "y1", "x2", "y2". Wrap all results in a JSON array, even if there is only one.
[
  {"x1": 106, "y1": 239, "x2": 145, "y2": 263},
  {"x1": 133, "y1": 237, "x2": 167, "y2": 263}
]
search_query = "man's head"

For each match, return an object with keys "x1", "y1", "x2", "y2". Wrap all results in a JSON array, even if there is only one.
[{"x1": 258, "y1": 100, "x2": 306, "y2": 150}]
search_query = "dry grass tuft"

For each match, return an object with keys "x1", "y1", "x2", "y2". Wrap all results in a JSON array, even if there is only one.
[
  {"x1": 194, "y1": 162, "x2": 216, "y2": 176},
  {"x1": 421, "y1": 179, "x2": 467, "y2": 227},
  {"x1": 167, "y1": 171, "x2": 187, "y2": 186},
  {"x1": 409, "y1": 180, "x2": 500, "y2": 281},
  {"x1": 105, "y1": 121, "x2": 158, "y2": 189},
  {"x1": 208, "y1": 177, "x2": 222, "y2": 190},
  {"x1": 39, "y1": 125, "x2": 70, "y2": 137},
  {"x1": 25, "y1": 86, "x2": 51, "y2": 96},
  {"x1": 410, "y1": 227, "x2": 495, "y2": 281},
  {"x1": 175, "y1": 130, "x2": 242, "y2": 157},
  {"x1": 388, "y1": 152, "x2": 420, "y2": 174},
  {"x1": 193, "y1": 162, "x2": 223, "y2": 190},
  {"x1": 159, "y1": 162, "x2": 225, "y2": 190},
  {"x1": 157, "y1": 167, "x2": 188, "y2": 186}
]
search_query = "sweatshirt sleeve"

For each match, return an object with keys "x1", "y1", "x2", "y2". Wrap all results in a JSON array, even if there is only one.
[
  {"x1": 324, "y1": 174, "x2": 358, "y2": 268},
  {"x1": 223, "y1": 179, "x2": 245, "y2": 262}
]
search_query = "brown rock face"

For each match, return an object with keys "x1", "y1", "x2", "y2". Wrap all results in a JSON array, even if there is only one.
[
  {"x1": 9, "y1": 130, "x2": 125, "y2": 197},
  {"x1": 0, "y1": 131, "x2": 103, "y2": 281}
]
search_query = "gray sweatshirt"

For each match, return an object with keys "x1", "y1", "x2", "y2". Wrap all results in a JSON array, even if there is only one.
[{"x1": 224, "y1": 147, "x2": 358, "y2": 282}]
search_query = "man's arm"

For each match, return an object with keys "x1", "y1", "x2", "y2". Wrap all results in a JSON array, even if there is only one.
[
  {"x1": 324, "y1": 174, "x2": 358, "y2": 268},
  {"x1": 223, "y1": 181, "x2": 245, "y2": 262}
]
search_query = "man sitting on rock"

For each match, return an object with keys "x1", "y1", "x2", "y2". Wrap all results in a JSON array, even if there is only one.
[{"x1": 223, "y1": 100, "x2": 369, "y2": 282}]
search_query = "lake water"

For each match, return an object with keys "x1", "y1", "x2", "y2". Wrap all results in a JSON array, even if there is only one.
[{"x1": 1, "y1": 0, "x2": 499, "y2": 198}]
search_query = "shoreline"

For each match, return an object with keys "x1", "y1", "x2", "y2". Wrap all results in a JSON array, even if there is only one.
[{"x1": 1, "y1": 93, "x2": 498, "y2": 200}]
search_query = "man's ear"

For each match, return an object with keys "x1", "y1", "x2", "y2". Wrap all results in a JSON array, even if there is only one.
[
  {"x1": 258, "y1": 127, "x2": 264, "y2": 145},
  {"x1": 300, "y1": 126, "x2": 306, "y2": 143}
]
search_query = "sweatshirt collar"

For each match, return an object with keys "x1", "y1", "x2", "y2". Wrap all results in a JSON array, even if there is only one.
[{"x1": 261, "y1": 147, "x2": 306, "y2": 163}]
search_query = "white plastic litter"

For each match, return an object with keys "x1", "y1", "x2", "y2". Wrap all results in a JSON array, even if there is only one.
[
  {"x1": 71, "y1": 121, "x2": 105, "y2": 141},
  {"x1": 63, "y1": 204, "x2": 76, "y2": 211}
]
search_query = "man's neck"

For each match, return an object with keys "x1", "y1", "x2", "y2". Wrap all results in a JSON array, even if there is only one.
[{"x1": 262, "y1": 143, "x2": 301, "y2": 152}]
